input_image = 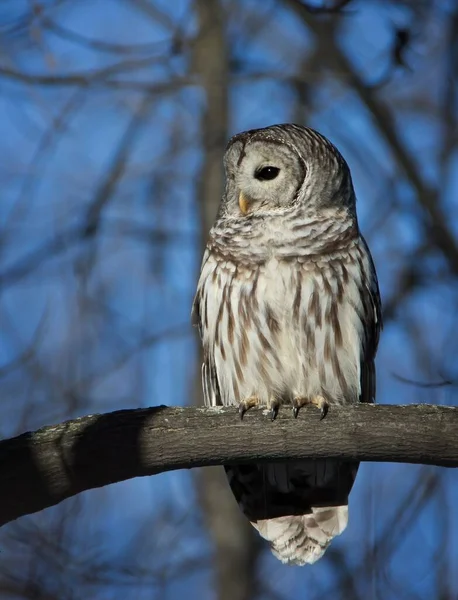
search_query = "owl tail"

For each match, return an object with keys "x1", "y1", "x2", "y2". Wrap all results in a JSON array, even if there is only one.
[
  {"x1": 251, "y1": 505, "x2": 348, "y2": 565},
  {"x1": 225, "y1": 460, "x2": 357, "y2": 565}
]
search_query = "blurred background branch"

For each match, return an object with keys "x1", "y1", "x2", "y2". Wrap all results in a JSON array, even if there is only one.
[{"x1": 0, "y1": 0, "x2": 457, "y2": 598}]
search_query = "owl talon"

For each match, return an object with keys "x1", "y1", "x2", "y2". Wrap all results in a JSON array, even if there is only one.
[
  {"x1": 269, "y1": 400, "x2": 280, "y2": 421},
  {"x1": 238, "y1": 396, "x2": 259, "y2": 420},
  {"x1": 319, "y1": 403, "x2": 329, "y2": 420},
  {"x1": 292, "y1": 397, "x2": 305, "y2": 418},
  {"x1": 312, "y1": 395, "x2": 329, "y2": 420},
  {"x1": 292, "y1": 395, "x2": 329, "y2": 419}
]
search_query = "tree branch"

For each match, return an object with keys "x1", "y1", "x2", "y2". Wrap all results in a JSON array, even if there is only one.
[{"x1": 1, "y1": 404, "x2": 456, "y2": 527}]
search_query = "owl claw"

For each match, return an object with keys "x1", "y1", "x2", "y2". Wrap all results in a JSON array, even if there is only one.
[
  {"x1": 292, "y1": 397, "x2": 305, "y2": 418},
  {"x1": 238, "y1": 396, "x2": 259, "y2": 420},
  {"x1": 312, "y1": 395, "x2": 329, "y2": 420},
  {"x1": 269, "y1": 400, "x2": 280, "y2": 421},
  {"x1": 292, "y1": 395, "x2": 329, "y2": 420},
  {"x1": 319, "y1": 403, "x2": 329, "y2": 420}
]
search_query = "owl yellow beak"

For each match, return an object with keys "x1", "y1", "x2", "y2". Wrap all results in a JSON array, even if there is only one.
[{"x1": 239, "y1": 191, "x2": 250, "y2": 215}]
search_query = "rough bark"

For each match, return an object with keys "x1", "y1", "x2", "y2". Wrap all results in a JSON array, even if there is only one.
[{"x1": 0, "y1": 404, "x2": 457, "y2": 528}]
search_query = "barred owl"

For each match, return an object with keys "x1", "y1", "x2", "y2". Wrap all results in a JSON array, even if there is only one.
[{"x1": 192, "y1": 124, "x2": 381, "y2": 565}]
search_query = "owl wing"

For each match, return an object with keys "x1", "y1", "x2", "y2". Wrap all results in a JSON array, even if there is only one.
[
  {"x1": 191, "y1": 248, "x2": 208, "y2": 339},
  {"x1": 359, "y1": 236, "x2": 382, "y2": 405},
  {"x1": 191, "y1": 248, "x2": 222, "y2": 407}
]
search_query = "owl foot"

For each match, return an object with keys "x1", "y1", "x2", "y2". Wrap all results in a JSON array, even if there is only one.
[
  {"x1": 292, "y1": 395, "x2": 329, "y2": 420},
  {"x1": 238, "y1": 396, "x2": 260, "y2": 420},
  {"x1": 268, "y1": 398, "x2": 281, "y2": 422}
]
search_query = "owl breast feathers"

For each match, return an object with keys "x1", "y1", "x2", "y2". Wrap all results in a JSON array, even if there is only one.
[{"x1": 192, "y1": 123, "x2": 381, "y2": 565}]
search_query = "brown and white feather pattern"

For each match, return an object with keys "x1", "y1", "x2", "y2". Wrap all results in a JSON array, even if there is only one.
[{"x1": 192, "y1": 124, "x2": 381, "y2": 565}]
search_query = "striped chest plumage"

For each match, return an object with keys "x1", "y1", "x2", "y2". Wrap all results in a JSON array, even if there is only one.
[{"x1": 195, "y1": 217, "x2": 375, "y2": 410}]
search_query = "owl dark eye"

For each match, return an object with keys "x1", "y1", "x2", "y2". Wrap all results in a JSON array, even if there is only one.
[{"x1": 254, "y1": 166, "x2": 280, "y2": 181}]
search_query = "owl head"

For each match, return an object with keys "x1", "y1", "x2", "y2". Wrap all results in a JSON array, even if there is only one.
[{"x1": 221, "y1": 124, "x2": 355, "y2": 218}]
